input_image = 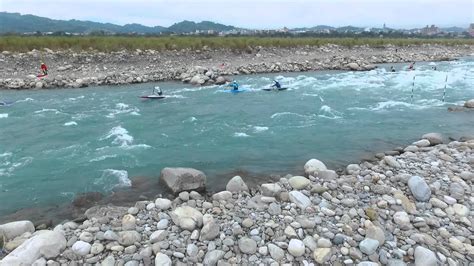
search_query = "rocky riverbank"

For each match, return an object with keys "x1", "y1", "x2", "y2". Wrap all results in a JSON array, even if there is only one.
[
  {"x1": 1, "y1": 44, "x2": 473, "y2": 89},
  {"x1": 1, "y1": 132, "x2": 473, "y2": 265}
]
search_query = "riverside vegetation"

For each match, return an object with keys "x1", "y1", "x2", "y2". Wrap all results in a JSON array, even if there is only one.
[{"x1": 0, "y1": 132, "x2": 473, "y2": 265}]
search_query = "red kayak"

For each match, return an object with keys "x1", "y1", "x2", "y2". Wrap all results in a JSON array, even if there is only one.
[{"x1": 37, "y1": 74, "x2": 48, "y2": 78}]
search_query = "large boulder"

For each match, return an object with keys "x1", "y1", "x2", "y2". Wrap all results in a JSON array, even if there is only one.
[
  {"x1": 160, "y1": 167, "x2": 206, "y2": 193},
  {"x1": 215, "y1": 76, "x2": 227, "y2": 85},
  {"x1": 190, "y1": 74, "x2": 208, "y2": 85},
  {"x1": 0, "y1": 230, "x2": 66, "y2": 265},
  {"x1": 226, "y1": 176, "x2": 249, "y2": 193},
  {"x1": 464, "y1": 99, "x2": 474, "y2": 108},
  {"x1": 408, "y1": 176, "x2": 431, "y2": 202},
  {"x1": 170, "y1": 206, "x2": 203, "y2": 231},
  {"x1": 0, "y1": 221, "x2": 35, "y2": 240},
  {"x1": 304, "y1": 159, "x2": 327, "y2": 176},
  {"x1": 347, "y1": 62, "x2": 360, "y2": 70},
  {"x1": 421, "y1": 133, "x2": 443, "y2": 146}
]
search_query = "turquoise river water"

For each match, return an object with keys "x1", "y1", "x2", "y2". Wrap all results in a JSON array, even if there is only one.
[{"x1": 1, "y1": 59, "x2": 473, "y2": 218}]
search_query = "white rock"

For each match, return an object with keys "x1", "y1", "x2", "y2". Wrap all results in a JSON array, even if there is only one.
[
  {"x1": 313, "y1": 248, "x2": 332, "y2": 264},
  {"x1": 90, "y1": 243, "x2": 104, "y2": 255},
  {"x1": 0, "y1": 221, "x2": 35, "y2": 240},
  {"x1": 122, "y1": 214, "x2": 136, "y2": 230},
  {"x1": 288, "y1": 239, "x2": 305, "y2": 257},
  {"x1": 72, "y1": 241, "x2": 91, "y2": 256},
  {"x1": 453, "y1": 204, "x2": 468, "y2": 216},
  {"x1": 118, "y1": 231, "x2": 141, "y2": 246},
  {"x1": 304, "y1": 159, "x2": 327, "y2": 175},
  {"x1": 414, "y1": 246, "x2": 437, "y2": 266},
  {"x1": 413, "y1": 139, "x2": 430, "y2": 147},
  {"x1": 346, "y1": 164, "x2": 361, "y2": 174},
  {"x1": 154, "y1": 252, "x2": 172, "y2": 266},
  {"x1": 0, "y1": 231, "x2": 66, "y2": 265},
  {"x1": 156, "y1": 219, "x2": 169, "y2": 230},
  {"x1": 289, "y1": 191, "x2": 311, "y2": 210},
  {"x1": 155, "y1": 198, "x2": 172, "y2": 210},
  {"x1": 170, "y1": 206, "x2": 203, "y2": 231}
]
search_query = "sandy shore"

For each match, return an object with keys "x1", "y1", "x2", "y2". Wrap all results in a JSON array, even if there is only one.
[
  {"x1": 0, "y1": 132, "x2": 473, "y2": 265},
  {"x1": 1, "y1": 44, "x2": 473, "y2": 89}
]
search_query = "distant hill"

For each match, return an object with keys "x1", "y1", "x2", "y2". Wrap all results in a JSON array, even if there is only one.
[
  {"x1": 167, "y1": 20, "x2": 236, "y2": 33},
  {"x1": 0, "y1": 12, "x2": 234, "y2": 34}
]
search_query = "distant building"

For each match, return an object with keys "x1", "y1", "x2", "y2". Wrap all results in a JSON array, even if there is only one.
[
  {"x1": 469, "y1": 23, "x2": 474, "y2": 37},
  {"x1": 421, "y1": 25, "x2": 440, "y2": 36}
]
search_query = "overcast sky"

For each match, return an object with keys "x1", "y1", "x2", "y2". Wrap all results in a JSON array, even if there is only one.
[{"x1": 1, "y1": 0, "x2": 472, "y2": 29}]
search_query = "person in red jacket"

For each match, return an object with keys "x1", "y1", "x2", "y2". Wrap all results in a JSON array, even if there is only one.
[{"x1": 40, "y1": 62, "x2": 48, "y2": 75}]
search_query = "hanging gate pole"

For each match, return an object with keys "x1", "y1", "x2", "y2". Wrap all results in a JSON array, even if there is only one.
[{"x1": 442, "y1": 74, "x2": 448, "y2": 102}]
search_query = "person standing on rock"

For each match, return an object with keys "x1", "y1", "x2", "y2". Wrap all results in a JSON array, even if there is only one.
[{"x1": 40, "y1": 62, "x2": 48, "y2": 75}]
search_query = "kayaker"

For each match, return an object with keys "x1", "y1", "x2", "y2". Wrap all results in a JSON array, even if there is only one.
[
  {"x1": 153, "y1": 86, "x2": 163, "y2": 95},
  {"x1": 390, "y1": 66, "x2": 396, "y2": 72},
  {"x1": 229, "y1": 80, "x2": 239, "y2": 91},
  {"x1": 271, "y1": 80, "x2": 282, "y2": 89},
  {"x1": 408, "y1": 62, "x2": 415, "y2": 70}
]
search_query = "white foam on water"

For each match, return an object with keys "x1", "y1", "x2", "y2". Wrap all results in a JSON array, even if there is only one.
[
  {"x1": 106, "y1": 103, "x2": 140, "y2": 118},
  {"x1": 369, "y1": 98, "x2": 447, "y2": 111},
  {"x1": 89, "y1": 154, "x2": 118, "y2": 162},
  {"x1": 253, "y1": 126, "x2": 269, "y2": 133},
  {"x1": 68, "y1": 95, "x2": 85, "y2": 101},
  {"x1": 165, "y1": 95, "x2": 186, "y2": 99},
  {"x1": 34, "y1": 108, "x2": 63, "y2": 115},
  {"x1": 95, "y1": 169, "x2": 131, "y2": 191},
  {"x1": 102, "y1": 126, "x2": 134, "y2": 146},
  {"x1": 183, "y1": 117, "x2": 197, "y2": 123},
  {"x1": 16, "y1": 98, "x2": 34, "y2": 103},
  {"x1": 318, "y1": 105, "x2": 343, "y2": 119},
  {"x1": 64, "y1": 121, "x2": 78, "y2": 126},
  {"x1": 101, "y1": 125, "x2": 151, "y2": 150},
  {"x1": 0, "y1": 155, "x2": 33, "y2": 177},
  {"x1": 234, "y1": 132, "x2": 250, "y2": 137},
  {"x1": 0, "y1": 113, "x2": 8, "y2": 118},
  {"x1": 271, "y1": 112, "x2": 314, "y2": 119}
]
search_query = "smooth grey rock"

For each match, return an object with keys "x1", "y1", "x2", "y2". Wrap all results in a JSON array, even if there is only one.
[
  {"x1": 359, "y1": 238, "x2": 379, "y2": 255},
  {"x1": 288, "y1": 176, "x2": 311, "y2": 189},
  {"x1": 212, "y1": 191, "x2": 232, "y2": 201},
  {"x1": 155, "y1": 198, "x2": 172, "y2": 210},
  {"x1": 225, "y1": 176, "x2": 249, "y2": 193},
  {"x1": 261, "y1": 183, "x2": 282, "y2": 197},
  {"x1": 238, "y1": 237, "x2": 257, "y2": 254},
  {"x1": 422, "y1": 133, "x2": 443, "y2": 145},
  {"x1": 118, "y1": 231, "x2": 141, "y2": 246},
  {"x1": 268, "y1": 243, "x2": 285, "y2": 261},
  {"x1": 408, "y1": 176, "x2": 431, "y2": 202}
]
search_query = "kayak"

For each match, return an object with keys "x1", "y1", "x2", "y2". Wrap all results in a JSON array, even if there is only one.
[
  {"x1": 140, "y1": 95, "x2": 165, "y2": 99},
  {"x1": 224, "y1": 89, "x2": 247, "y2": 93},
  {"x1": 37, "y1": 74, "x2": 48, "y2": 78},
  {"x1": 262, "y1": 87, "x2": 288, "y2": 91},
  {"x1": 0, "y1": 101, "x2": 15, "y2": 106}
]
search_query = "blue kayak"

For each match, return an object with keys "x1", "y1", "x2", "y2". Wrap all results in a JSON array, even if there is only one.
[{"x1": 224, "y1": 89, "x2": 247, "y2": 93}]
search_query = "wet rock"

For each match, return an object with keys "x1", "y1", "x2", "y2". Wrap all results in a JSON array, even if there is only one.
[
  {"x1": 422, "y1": 133, "x2": 443, "y2": 145},
  {"x1": 160, "y1": 167, "x2": 206, "y2": 193}
]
